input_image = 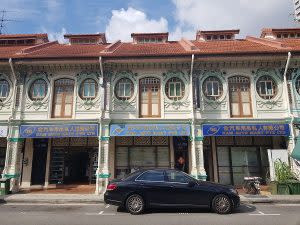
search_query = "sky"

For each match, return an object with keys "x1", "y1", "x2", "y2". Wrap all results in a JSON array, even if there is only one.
[{"x1": 0, "y1": 0, "x2": 297, "y2": 43}]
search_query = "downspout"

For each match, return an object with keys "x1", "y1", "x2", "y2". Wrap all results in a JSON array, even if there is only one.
[
  {"x1": 8, "y1": 58, "x2": 17, "y2": 121},
  {"x1": 3, "y1": 58, "x2": 18, "y2": 178},
  {"x1": 282, "y1": 52, "x2": 296, "y2": 163},
  {"x1": 189, "y1": 54, "x2": 198, "y2": 177},
  {"x1": 98, "y1": 56, "x2": 105, "y2": 113},
  {"x1": 283, "y1": 52, "x2": 292, "y2": 115},
  {"x1": 190, "y1": 54, "x2": 195, "y2": 117}
]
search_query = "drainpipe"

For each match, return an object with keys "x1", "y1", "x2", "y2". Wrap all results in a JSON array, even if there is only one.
[
  {"x1": 282, "y1": 52, "x2": 296, "y2": 165},
  {"x1": 98, "y1": 56, "x2": 105, "y2": 113},
  {"x1": 283, "y1": 52, "x2": 292, "y2": 115},
  {"x1": 190, "y1": 54, "x2": 195, "y2": 117},
  {"x1": 8, "y1": 58, "x2": 17, "y2": 121}
]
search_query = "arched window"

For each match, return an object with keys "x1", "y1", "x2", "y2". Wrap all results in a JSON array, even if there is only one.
[
  {"x1": 29, "y1": 79, "x2": 47, "y2": 100},
  {"x1": 115, "y1": 78, "x2": 134, "y2": 101},
  {"x1": 0, "y1": 79, "x2": 9, "y2": 100},
  {"x1": 52, "y1": 79, "x2": 75, "y2": 118},
  {"x1": 256, "y1": 75, "x2": 277, "y2": 100},
  {"x1": 139, "y1": 77, "x2": 160, "y2": 117},
  {"x1": 228, "y1": 76, "x2": 252, "y2": 117},
  {"x1": 165, "y1": 77, "x2": 185, "y2": 101},
  {"x1": 202, "y1": 76, "x2": 223, "y2": 100},
  {"x1": 80, "y1": 79, "x2": 98, "y2": 100}
]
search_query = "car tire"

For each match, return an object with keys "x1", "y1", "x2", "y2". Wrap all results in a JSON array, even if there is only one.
[
  {"x1": 125, "y1": 194, "x2": 145, "y2": 215},
  {"x1": 211, "y1": 194, "x2": 232, "y2": 214}
]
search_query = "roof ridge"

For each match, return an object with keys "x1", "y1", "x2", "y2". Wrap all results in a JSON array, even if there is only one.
[
  {"x1": 102, "y1": 40, "x2": 122, "y2": 53},
  {"x1": 179, "y1": 38, "x2": 198, "y2": 51},
  {"x1": 18, "y1": 41, "x2": 58, "y2": 54},
  {"x1": 246, "y1": 36, "x2": 289, "y2": 50}
]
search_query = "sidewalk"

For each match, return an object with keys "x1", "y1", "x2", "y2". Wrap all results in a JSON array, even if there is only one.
[{"x1": 1, "y1": 193, "x2": 300, "y2": 204}]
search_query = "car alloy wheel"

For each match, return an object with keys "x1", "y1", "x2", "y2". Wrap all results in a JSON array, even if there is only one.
[
  {"x1": 126, "y1": 194, "x2": 145, "y2": 215},
  {"x1": 212, "y1": 194, "x2": 232, "y2": 214}
]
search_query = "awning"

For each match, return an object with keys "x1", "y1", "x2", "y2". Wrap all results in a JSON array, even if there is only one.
[{"x1": 291, "y1": 139, "x2": 300, "y2": 161}]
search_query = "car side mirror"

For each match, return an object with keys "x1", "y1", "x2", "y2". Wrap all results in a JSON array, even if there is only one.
[{"x1": 187, "y1": 181, "x2": 197, "y2": 187}]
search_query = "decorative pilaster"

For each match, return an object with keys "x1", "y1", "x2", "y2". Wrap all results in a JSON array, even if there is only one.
[
  {"x1": 195, "y1": 139, "x2": 207, "y2": 181},
  {"x1": 3, "y1": 125, "x2": 24, "y2": 192},
  {"x1": 189, "y1": 121, "x2": 198, "y2": 178},
  {"x1": 96, "y1": 122, "x2": 111, "y2": 194}
]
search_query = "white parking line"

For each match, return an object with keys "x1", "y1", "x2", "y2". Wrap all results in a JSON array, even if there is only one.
[
  {"x1": 275, "y1": 204, "x2": 300, "y2": 207},
  {"x1": 249, "y1": 210, "x2": 280, "y2": 216},
  {"x1": 99, "y1": 211, "x2": 104, "y2": 215},
  {"x1": 105, "y1": 204, "x2": 110, "y2": 208}
]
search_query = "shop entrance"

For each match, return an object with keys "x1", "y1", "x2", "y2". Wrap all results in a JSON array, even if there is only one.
[
  {"x1": 213, "y1": 136, "x2": 283, "y2": 186},
  {"x1": 31, "y1": 139, "x2": 48, "y2": 185},
  {"x1": 115, "y1": 136, "x2": 170, "y2": 178},
  {"x1": 173, "y1": 136, "x2": 189, "y2": 173},
  {"x1": 48, "y1": 137, "x2": 98, "y2": 185},
  {"x1": 64, "y1": 151, "x2": 89, "y2": 184}
]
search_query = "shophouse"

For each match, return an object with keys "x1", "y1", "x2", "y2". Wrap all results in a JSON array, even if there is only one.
[{"x1": 0, "y1": 28, "x2": 300, "y2": 194}]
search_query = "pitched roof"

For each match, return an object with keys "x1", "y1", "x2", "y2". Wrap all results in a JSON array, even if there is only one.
[{"x1": 14, "y1": 43, "x2": 109, "y2": 59}]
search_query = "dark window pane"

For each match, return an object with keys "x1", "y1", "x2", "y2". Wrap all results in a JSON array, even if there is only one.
[
  {"x1": 137, "y1": 170, "x2": 165, "y2": 182},
  {"x1": 166, "y1": 170, "x2": 193, "y2": 183}
]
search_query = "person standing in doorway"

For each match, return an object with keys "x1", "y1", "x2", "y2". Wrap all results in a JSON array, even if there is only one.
[{"x1": 175, "y1": 156, "x2": 186, "y2": 172}]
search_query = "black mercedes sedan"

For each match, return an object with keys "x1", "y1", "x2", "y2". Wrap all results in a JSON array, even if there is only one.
[{"x1": 104, "y1": 169, "x2": 240, "y2": 215}]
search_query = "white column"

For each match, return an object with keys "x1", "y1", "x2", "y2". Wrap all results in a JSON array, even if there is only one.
[
  {"x1": 98, "y1": 138, "x2": 110, "y2": 194},
  {"x1": 195, "y1": 139, "x2": 207, "y2": 180},
  {"x1": 95, "y1": 137, "x2": 102, "y2": 195},
  {"x1": 44, "y1": 140, "x2": 51, "y2": 188},
  {"x1": 190, "y1": 121, "x2": 198, "y2": 177},
  {"x1": 3, "y1": 126, "x2": 24, "y2": 192}
]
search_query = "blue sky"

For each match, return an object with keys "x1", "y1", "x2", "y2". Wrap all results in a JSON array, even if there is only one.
[{"x1": 1, "y1": 0, "x2": 296, "y2": 42}]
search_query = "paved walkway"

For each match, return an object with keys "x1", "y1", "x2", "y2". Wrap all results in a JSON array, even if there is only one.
[{"x1": 2, "y1": 193, "x2": 300, "y2": 204}]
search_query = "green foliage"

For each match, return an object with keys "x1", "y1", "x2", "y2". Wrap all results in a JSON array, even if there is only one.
[{"x1": 274, "y1": 159, "x2": 298, "y2": 183}]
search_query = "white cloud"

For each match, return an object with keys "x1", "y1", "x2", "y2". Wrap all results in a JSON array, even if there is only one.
[
  {"x1": 42, "y1": 27, "x2": 67, "y2": 43},
  {"x1": 105, "y1": 7, "x2": 168, "y2": 42},
  {"x1": 171, "y1": 0, "x2": 295, "y2": 38}
]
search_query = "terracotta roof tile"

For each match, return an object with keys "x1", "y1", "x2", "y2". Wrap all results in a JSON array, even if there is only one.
[
  {"x1": 0, "y1": 45, "x2": 30, "y2": 59},
  {"x1": 16, "y1": 43, "x2": 109, "y2": 58},
  {"x1": 191, "y1": 39, "x2": 287, "y2": 54},
  {"x1": 106, "y1": 42, "x2": 188, "y2": 57}
]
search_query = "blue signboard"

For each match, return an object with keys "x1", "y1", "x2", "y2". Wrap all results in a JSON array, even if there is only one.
[
  {"x1": 203, "y1": 124, "x2": 290, "y2": 136},
  {"x1": 20, "y1": 124, "x2": 99, "y2": 138},
  {"x1": 110, "y1": 124, "x2": 190, "y2": 136}
]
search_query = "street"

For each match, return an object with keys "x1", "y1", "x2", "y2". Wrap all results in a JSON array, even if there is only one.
[{"x1": 0, "y1": 202, "x2": 299, "y2": 225}]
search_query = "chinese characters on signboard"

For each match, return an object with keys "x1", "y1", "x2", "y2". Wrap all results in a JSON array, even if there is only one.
[
  {"x1": 203, "y1": 124, "x2": 290, "y2": 136},
  {"x1": 19, "y1": 124, "x2": 99, "y2": 138},
  {"x1": 110, "y1": 124, "x2": 190, "y2": 136}
]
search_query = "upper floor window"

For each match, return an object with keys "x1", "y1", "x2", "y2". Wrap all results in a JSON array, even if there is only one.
[
  {"x1": 256, "y1": 75, "x2": 277, "y2": 100},
  {"x1": 52, "y1": 79, "x2": 75, "y2": 118},
  {"x1": 139, "y1": 77, "x2": 161, "y2": 118},
  {"x1": 0, "y1": 79, "x2": 9, "y2": 101},
  {"x1": 115, "y1": 78, "x2": 134, "y2": 101},
  {"x1": 165, "y1": 77, "x2": 185, "y2": 101},
  {"x1": 80, "y1": 79, "x2": 98, "y2": 100},
  {"x1": 229, "y1": 76, "x2": 252, "y2": 117},
  {"x1": 29, "y1": 79, "x2": 47, "y2": 100},
  {"x1": 202, "y1": 76, "x2": 223, "y2": 100}
]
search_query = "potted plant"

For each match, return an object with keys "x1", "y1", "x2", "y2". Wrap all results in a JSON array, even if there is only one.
[{"x1": 270, "y1": 159, "x2": 300, "y2": 195}]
